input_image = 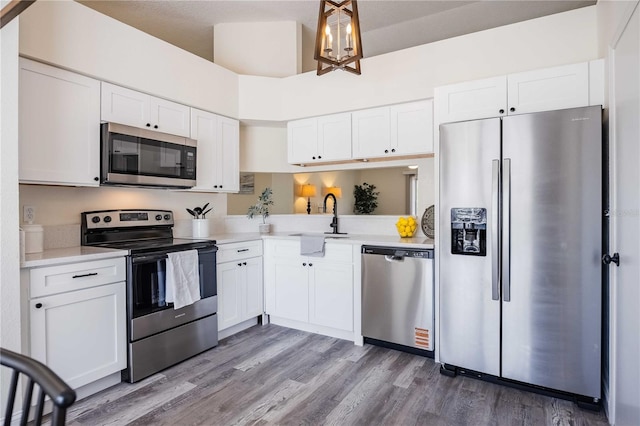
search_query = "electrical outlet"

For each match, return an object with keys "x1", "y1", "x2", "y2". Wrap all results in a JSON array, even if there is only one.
[{"x1": 23, "y1": 206, "x2": 35, "y2": 223}]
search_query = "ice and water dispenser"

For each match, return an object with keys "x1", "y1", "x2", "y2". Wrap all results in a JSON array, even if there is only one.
[{"x1": 450, "y1": 208, "x2": 487, "y2": 256}]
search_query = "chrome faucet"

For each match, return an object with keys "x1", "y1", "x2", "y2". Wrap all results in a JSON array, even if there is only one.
[{"x1": 323, "y1": 193, "x2": 344, "y2": 235}]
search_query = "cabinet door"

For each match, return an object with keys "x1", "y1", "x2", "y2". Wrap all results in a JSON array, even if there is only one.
[
  {"x1": 507, "y1": 62, "x2": 589, "y2": 115},
  {"x1": 309, "y1": 262, "x2": 353, "y2": 331},
  {"x1": 317, "y1": 113, "x2": 352, "y2": 161},
  {"x1": 149, "y1": 96, "x2": 191, "y2": 137},
  {"x1": 352, "y1": 106, "x2": 391, "y2": 158},
  {"x1": 434, "y1": 76, "x2": 507, "y2": 123},
  {"x1": 267, "y1": 258, "x2": 309, "y2": 322},
  {"x1": 30, "y1": 282, "x2": 126, "y2": 390},
  {"x1": 216, "y1": 116, "x2": 240, "y2": 192},
  {"x1": 19, "y1": 59, "x2": 100, "y2": 186},
  {"x1": 390, "y1": 100, "x2": 434, "y2": 155},
  {"x1": 288, "y1": 118, "x2": 318, "y2": 164},
  {"x1": 101, "y1": 82, "x2": 150, "y2": 128},
  {"x1": 244, "y1": 257, "x2": 264, "y2": 318},
  {"x1": 190, "y1": 108, "x2": 217, "y2": 191},
  {"x1": 217, "y1": 262, "x2": 242, "y2": 330}
]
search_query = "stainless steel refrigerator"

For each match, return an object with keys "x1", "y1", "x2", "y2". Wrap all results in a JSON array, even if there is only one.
[{"x1": 439, "y1": 105, "x2": 602, "y2": 402}]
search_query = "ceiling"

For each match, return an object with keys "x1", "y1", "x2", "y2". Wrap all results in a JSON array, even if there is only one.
[{"x1": 77, "y1": 0, "x2": 596, "y2": 74}]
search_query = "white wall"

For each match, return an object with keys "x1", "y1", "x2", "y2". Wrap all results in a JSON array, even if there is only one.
[
  {"x1": 214, "y1": 21, "x2": 301, "y2": 77},
  {"x1": 239, "y1": 125, "x2": 296, "y2": 173},
  {"x1": 18, "y1": 0, "x2": 239, "y2": 118},
  {"x1": 1, "y1": 15, "x2": 22, "y2": 421}
]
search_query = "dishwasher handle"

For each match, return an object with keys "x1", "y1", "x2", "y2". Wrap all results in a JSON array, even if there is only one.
[{"x1": 385, "y1": 254, "x2": 404, "y2": 262}]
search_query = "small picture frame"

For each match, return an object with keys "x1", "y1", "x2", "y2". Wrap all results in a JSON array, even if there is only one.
[{"x1": 239, "y1": 173, "x2": 255, "y2": 194}]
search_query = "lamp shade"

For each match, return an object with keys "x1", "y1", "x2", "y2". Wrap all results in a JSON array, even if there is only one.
[
  {"x1": 325, "y1": 186, "x2": 342, "y2": 198},
  {"x1": 300, "y1": 184, "x2": 317, "y2": 198},
  {"x1": 314, "y1": 0, "x2": 363, "y2": 75}
]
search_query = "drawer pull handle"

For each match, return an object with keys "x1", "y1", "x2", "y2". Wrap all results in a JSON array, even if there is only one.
[
  {"x1": 72, "y1": 272, "x2": 98, "y2": 279},
  {"x1": 237, "y1": 249, "x2": 250, "y2": 252}
]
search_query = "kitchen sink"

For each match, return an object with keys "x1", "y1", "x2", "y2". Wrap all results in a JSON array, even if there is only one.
[{"x1": 288, "y1": 233, "x2": 350, "y2": 239}]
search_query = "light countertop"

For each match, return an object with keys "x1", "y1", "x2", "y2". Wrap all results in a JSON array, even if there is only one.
[
  {"x1": 22, "y1": 246, "x2": 129, "y2": 269},
  {"x1": 21, "y1": 232, "x2": 433, "y2": 268}
]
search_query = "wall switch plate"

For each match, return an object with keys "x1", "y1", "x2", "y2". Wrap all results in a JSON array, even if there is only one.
[{"x1": 23, "y1": 206, "x2": 35, "y2": 223}]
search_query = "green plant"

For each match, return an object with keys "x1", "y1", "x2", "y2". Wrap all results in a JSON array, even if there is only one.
[
  {"x1": 186, "y1": 203, "x2": 212, "y2": 219},
  {"x1": 247, "y1": 187, "x2": 274, "y2": 224},
  {"x1": 353, "y1": 182, "x2": 379, "y2": 214}
]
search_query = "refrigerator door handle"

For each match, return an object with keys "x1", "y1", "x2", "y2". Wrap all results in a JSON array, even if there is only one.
[
  {"x1": 491, "y1": 159, "x2": 500, "y2": 301},
  {"x1": 503, "y1": 158, "x2": 511, "y2": 302}
]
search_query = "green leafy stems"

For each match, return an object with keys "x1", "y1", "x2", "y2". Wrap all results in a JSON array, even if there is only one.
[{"x1": 247, "y1": 187, "x2": 274, "y2": 224}]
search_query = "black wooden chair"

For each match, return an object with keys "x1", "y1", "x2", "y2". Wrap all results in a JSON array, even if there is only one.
[{"x1": 1, "y1": 348, "x2": 76, "y2": 426}]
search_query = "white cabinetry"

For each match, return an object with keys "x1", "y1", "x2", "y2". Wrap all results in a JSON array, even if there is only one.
[
  {"x1": 19, "y1": 58, "x2": 101, "y2": 186},
  {"x1": 101, "y1": 82, "x2": 190, "y2": 137},
  {"x1": 27, "y1": 257, "x2": 126, "y2": 392},
  {"x1": 264, "y1": 239, "x2": 354, "y2": 339},
  {"x1": 288, "y1": 112, "x2": 351, "y2": 164},
  {"x1": 190, "y1": 108, "x2": 239, "y2": 192},
  {"x1": 352, "y1": 100, "x2": 433, "y2": 159},
  {"x1": 435, "y1": 62, "x2": 594, "y2": 124},
  {"x1": 217, "y1": 241, "x2": 263, "y2": 335}
]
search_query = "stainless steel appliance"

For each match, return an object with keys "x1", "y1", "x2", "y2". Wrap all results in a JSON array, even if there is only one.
[
  {"x1": 362, "y1": 246, "x2": 434, "y2": 353},
  {"x1": 81, "y1": 209, "x2": 217, "y2": 383},
  {"x1": 439, "y1": 106, "x2": 602, "y2": 405},
  {"x1": 101, "y1": 123, "x2": 197, "y2": 188}
]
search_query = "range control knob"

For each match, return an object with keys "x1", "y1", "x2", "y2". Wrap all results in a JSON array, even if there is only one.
[
  {"x1": 155, "y1": 214, "x2": 162, "y2": 221},
  {"x1": 91, "y1": 216, "x2": 101, "y2": 224},
  {"x1": 164, "y1": 214, "x2": 171, "y2": 220},
  {"x1": 103, "y1": 216, "x2": 112, "y2": 223}
]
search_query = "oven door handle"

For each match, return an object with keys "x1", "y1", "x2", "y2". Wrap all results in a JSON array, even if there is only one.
[{"x1": 131, "y1": 246, "x2": 216, "y2": 264}]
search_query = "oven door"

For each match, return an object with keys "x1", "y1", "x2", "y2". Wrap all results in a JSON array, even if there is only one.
[{"x1": 127, "y1": 246, "x2": 217, "y2": 342}]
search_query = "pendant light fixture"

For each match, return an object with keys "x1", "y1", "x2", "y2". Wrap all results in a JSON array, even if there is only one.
[{"x1": 314, "y1": 0, "x2": 363, "y2": 75}]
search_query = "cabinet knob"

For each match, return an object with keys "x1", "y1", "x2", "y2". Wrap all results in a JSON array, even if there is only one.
[
  {"x1": 499, "y1": 109, "x2": 505, "y2": 114},
  {"x1": 312, "y1": 156, "x2": 316, "y2": 160},
  {"x1": 220, "y1": 185, "x2": 223, "y2": 188},
  {"x1": 384, "y1": 149, "x2": 389, "y2": 154},
  {"x1": 308, "y1": 263, "x2": 313, "y2": 267},
  {"x1": 510, "y1": 107, "x2": 516, "y2": 112},
  {"x1": 146, "y1": 123, "x2": 151, "y2": 127},
  {"x1": 154, "y1": 125, "x2": 159, "y2": 129},
  {"x1": 213, "y1": 185, "x2": 218, "y2": 188},
  {"x1": 94, "y1": 177, "x2": 99, "y2": 181},
  {"x1": 318, "y1": 156, "x2": 322, "y2": 159},
  {"x1": 35, "y1": 303, "x2": 42, "y2": 309},
  {"x1": 238, "y1": 263, "x2": 242, "y2": 266},
  {"x1": 302, "y1": 262, "x2": 307, "y2": 266},
  {"x1": 243, "y1": 262, "x2": 247, "y2": 265},
  {"x1": 391, "y1": 149, "x2": 396, "y2": 153}
]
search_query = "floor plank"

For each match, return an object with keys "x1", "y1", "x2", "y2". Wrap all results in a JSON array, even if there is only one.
[{"x1": 62, "y1": 324, "x2": 610, "y2": 426}]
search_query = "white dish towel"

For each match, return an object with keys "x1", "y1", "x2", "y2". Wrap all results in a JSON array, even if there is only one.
[
  {"x1": 300, "y1": 234, "x2": 325, "y2": 257},
  {"x1": 165, "y1": 249, "x2": 201, "y2": 309}
]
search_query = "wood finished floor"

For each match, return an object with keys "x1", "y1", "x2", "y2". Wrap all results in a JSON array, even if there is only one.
[{"x1": 63, "y1": 324, "x2": 609, "y2": 426}]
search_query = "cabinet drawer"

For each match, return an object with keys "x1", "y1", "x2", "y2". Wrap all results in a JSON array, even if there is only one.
[
  {"x1": 30, "y1": 257, "x2": 126, "y2": 298},
  {"x1": 217, "y1": 241, "x2": 263, "y2": 263},
  {"x1": 266, "y1": 240, "x2": 353, "y2": 263}
]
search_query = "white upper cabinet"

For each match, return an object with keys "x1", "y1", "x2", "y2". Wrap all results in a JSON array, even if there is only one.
[
  {"x1": 101, "y1": 82, "x2": 190, "y2": 137},
  {"x1": 190, "y1": 108, "x2": 239, "y2": 192},
  {"x1": 506, "y1": 62, "x2": 588, "y2": 115},
  {"x1": 288, "y1": 113, "x2": 351, "y2": 164},
  {"x1": 19, "y1": 58, "x2": 101, "y2": 187},
  {"x1": 434, "y1": 76, "x2": 508, "y2": 124},
  {"x1": 435, "y1": 61, "x2": 592, "y2": 124},
  {"x1": 390, "y1": 100, "x2": 434, "y2": 155},
  {"x1": 352, "y1": 106, "x2": 391, "y2": 158},
  {"x1": 353, "y1": 100, "x2": 433, "y2": 159}
]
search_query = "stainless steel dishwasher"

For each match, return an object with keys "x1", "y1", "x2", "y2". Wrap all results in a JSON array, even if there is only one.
[{"x1": 361, "y1": 245, "x2": 434, "y2": 354}]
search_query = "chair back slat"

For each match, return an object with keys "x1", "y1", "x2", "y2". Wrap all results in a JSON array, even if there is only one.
[{"x1": 0, "y1": 348, "x2": 76, "y2": 426}]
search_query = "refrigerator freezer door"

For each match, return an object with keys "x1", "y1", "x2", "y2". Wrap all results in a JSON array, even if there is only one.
[
  {"x1": 439, "y1": 118, "x2": 501, "y2": 376},
  {"x1": 501, "y1": 106, "x2": 602, "y2": 398}
]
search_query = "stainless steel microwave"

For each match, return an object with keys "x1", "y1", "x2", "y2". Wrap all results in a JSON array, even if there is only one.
[{"x1": 100, "y1": 122, "x2": 197, "y2": 188}]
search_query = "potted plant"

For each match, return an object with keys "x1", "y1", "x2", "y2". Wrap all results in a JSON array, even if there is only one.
[
  {"x1": 247, "y1": 187, "x2": 274, "y2": 233},
  {"x1": 186, "y1": 203, "x2": 212, "y2": 238},
  {"x1": 353, "y1": 182, "x2": 379, "y2": 214}
]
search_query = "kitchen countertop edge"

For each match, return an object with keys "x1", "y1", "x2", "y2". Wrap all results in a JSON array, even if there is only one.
[{"x1": 21, "y1": 246, "x2": 129, "y2": 269}]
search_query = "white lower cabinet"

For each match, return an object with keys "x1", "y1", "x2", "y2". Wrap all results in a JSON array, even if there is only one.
[
  {"x1": 217, "y1": 241, "x2": 264, "y2": 332},
  {"x1": 264, "y1": 239, "x2": 354, "y2": 338},
  {"x1": 26, "y1": 257, "x2": 127, "y2": 392}
]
